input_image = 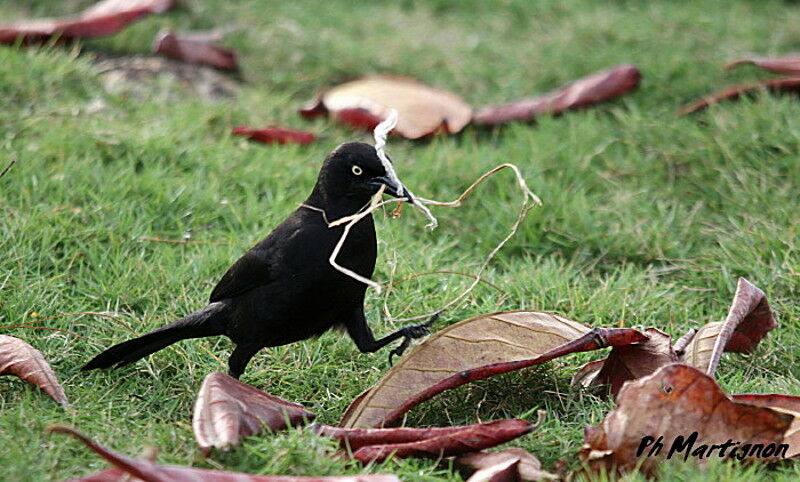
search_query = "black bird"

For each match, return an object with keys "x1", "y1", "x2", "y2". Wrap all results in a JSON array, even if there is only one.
[{"x1": 83, "y1": 142, "x2": 431, "y2": 378}]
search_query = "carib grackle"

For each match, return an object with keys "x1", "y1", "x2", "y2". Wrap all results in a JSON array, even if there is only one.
[{"x1": 82, "y1": 142, "x2": 432, "y2": 378}]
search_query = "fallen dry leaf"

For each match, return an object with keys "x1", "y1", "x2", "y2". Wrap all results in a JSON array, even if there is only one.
[
  {"x1": 457, "y1": 448, "x2": 558, "y2": 481},
  {"x1": 0, "y1": 334, "x2": 69, "y2": 407},
  {"x1": 680, "y1": 278, "x2": 776, "y2": 376},
  {"x1": 580, "y1": 364, "x2": 793, "y2": 475},
  {"x1": 679, "y1": 78, "x2": 800, "y2": 115},
  {"x1": 339, "y1": 310, "x2": 646, "y2": 428},
  {"x1": 726, "y1": 56, "x2": 800, "y2": 75},
  {"x1": 0, "y1": 0, "x2": 174, "y2": 45},
  {"x1": 351, "y1": 419, "x2": 532, "y2": 463},
  {"x1": 472, "y1": 64, "x2": 641, "y2": 125},
  {"x1": 232, "y1": 126, "x2": 317, "y2": 145},
  {"x1": 153, "y1": 30, "x2": 239, "y2": 71},
  {"x1": 193, "y1": 372, "x2": 316, "y2": 454},
  {"x1": 572, "y1": 328, "x2": 677, "y2": 397},
  {"x1": 464, "y1": 457, "x2": 520, "y2": 482},
  {"x1": 299, "y1": 75, "x2": 473, "y2": 139},
  {"x1": 732, "y1": 394, "x2": 800, "y2": 458},
  {"x1": 50, "y1": 424, "x2": 398, "y2": 482}
]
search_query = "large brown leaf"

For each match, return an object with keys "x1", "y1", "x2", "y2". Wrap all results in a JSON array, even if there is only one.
[
  {"x1": 339, "y1": 310, "x2": 646, "y2": 428},
  {"x1": 726, "y1": 56, "x2": 800, "y2": 75},
  {"x1": 193, "y1": 372, "x2": 316, "y2": 454},
  {"x1": 472, "y1": 64, "x2": 641, "y2": 125},
  {"x1": 579, "y1": 364, "x2": 793, "y2": 475},
  {"x1": 351, "y1": 419, "x2": 532, "y2": 463},
  {"x1": 572, "y1": 328, "x2": 677, "y2": 397},
  {"x1": 732, "y1": 394, "x2": 800, "y2": 458},
  {"x1": 0, "y1": 0, "x2": 175, "y2": 45},
  {"x1": 50, "y1": 425, "x2": 399, "y2": 482},
  {"x1": 457, "y1": 448, "x2": 558, "y2": 481},
  {"x1": 0, "y1": 334, "x2": 69, "y2": 408},
  {"x1": 679, "y1": 278, "x2": 776, "y2": 376},
  {"x1": 299, "y1": 75, "x2": 473, "y2": 139},
  {"x1": 679, "y1": 78, "x2": 800, "y2": 115},
  {"x1": 152, "y1": 30, "x2": 239, "y2": 71}
]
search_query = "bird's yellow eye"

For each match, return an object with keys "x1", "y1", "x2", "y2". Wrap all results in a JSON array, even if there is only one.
[{"x1": 351, "y1": 165, "x2": 363, "y2": 176}]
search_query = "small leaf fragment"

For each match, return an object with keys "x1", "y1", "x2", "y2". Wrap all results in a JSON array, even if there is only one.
[
  {"x1": 193, "y1": 372, "x2": 316, "y2": 454},
  {"x1": 465, "y1": 458, "x2": 520, "y2": 482},
  {"x1": 232, "y1": 126, "x2": 317, "y2": 145},
  {"x1": 472, "y1": 64, "x2": 641, "y2": 125},
  {"x1": 351, "y1": 419, "x2": 532, "y2": 463},
  {"x1": 579, "y1": 364, "x2": 793, "y2": 475},
  {"x1": 340, "y1": 310, "x2": 646, "y2": 428},
  {"x1": 153, "y1": 30, "x2": 239, "y2": 70},
  {"x1": 300, "y1": 75, "x2": 473, "y2": 139},
  {"x1": 726, "y1": 56, "x2": 800, "y2": 75},
  {"x1": 0, "y1": 335, "x2": 69, "y2": 407},
  {"x1": 457, "y1": 448, "x2": 558, "y2": 481},
  {"x1": 680, "y1": 278, "x2": 776, "y2": 376}
]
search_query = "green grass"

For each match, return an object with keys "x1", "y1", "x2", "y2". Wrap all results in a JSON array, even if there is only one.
[{"x1": 1, "y1": 0, "x2": 799, "y2": 480}]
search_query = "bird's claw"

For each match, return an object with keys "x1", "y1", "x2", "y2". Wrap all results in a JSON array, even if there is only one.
[
  {"x1": 388, "y1": 337, "x2": 412, "y2": 366},
  {"x1": 388, "y1": 317, "x2": 438, "y2": 365}
]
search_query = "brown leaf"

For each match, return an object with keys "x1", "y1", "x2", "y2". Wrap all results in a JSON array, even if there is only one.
[
  {"x1": 193, "y1": 372, "x2": 316, "y2": 454},
  {"x1": 314, "y1": 422, "x2": 516, "y2": 451},
  {"x1": 472, "y1": 64, "x2": 641, "y2": 125},
  {"x1": 679, "y1": 78, "x2": 800, "y2": 115},
  {"x1": 351, "y1": 419, "x2": 532, "y2": 463},
  {"x1": 0, "y1": 335, "x2": 69, "y2": 407},
  {"x1": 726, "y1": 56, "x2": 800, "y2": 75},
  {"x1": 0, "y1": 0, "x2": 175, "y2": 45},
  {"x1": 464, "y1": 458, "x2": 520, "y2": 482},
  {"x1": 680, "y1": 278, "x2": 776, "y2": 376},
  {"x1": 457, "y1": 448, "x2": 558, "y2": 481},
  {"x1": 50, "y1": 424, "x2": 399, "y2": 482},
  {"x1": 732, "y1": 394, "x2": 800, "y2": 458},
  {"x1": 579, "y1": 364, "x2": 793, "y2": 475},
  {"x1": 339, "y1": 310, "x2": 646, "y2": 428},
  {"x1": 299, "y1": 75, "x2": 473, "y2": 139},
  {"x1": 152, "y1": 30, "x2": 239, "y2": 71},
  {"x1": 572, "y1": 328, "x2": 677, "y2": 397},
  {"x1": 232, "y1": 126, "x2": 317, "y2": 145}
]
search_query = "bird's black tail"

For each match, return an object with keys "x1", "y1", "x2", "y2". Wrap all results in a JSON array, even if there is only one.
[{"x1": 81, "y1": 302, "x2": 228, "y2": 371}]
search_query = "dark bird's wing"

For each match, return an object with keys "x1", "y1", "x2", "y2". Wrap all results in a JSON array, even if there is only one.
[{"x1": 209, "y1": 248, "x2": 273, "y2": 302}]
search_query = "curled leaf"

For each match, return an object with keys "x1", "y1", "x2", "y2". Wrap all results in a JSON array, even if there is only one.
[
  {"x1": 0, "y1": 0, "x2": 175, "y2": 45},
  {"x1": 680, "y1": 278, "x2": 776, "y2": 376},
  {"x1": 464, "y1": 458, "x2": 520, "y2": 482},
  {"x1": 732, "y1": 394, "x2": 800, "y2": 458},
  {"x1": 153, "y1": 30, "x2": 239, "y2": 71},
  {"x1": 193, "y1": 372, "x2": 316, "y2": 454},
  {"x1": 472, "y1": 64, "x2": 641, "y2": 125},
  {"x1": 351, "y1": 419, "x2": 532, "y2": 463},
  {"x1": 679, "y1": 78, "x2": 800, "y2": 115},
  {"x1": 339, "y1": 310, "x2": 646, "y2": 428},
  {"x1": 299, "y1": 75, "x2": 473, "y2": 139},
  {"x1": 50, "y1": 424, "x2": 398, "y2": 481},
  {"x1": 232, "y1": 126, "x2": 317, "y2": 145},
  {"x1": 314, "y1": 422, "x2": 513, "y2": 451},
  {"x1": 457, "y1": 448, "x2": 558, "y2": 481},
  {"x1": 572, "y1": 328, "x2": 677, "y2": 397},
  {"x1": 726, "y1": 56, "x2": 800, "y2": 75},
  {"x1": 0, "y1": 335, "x2": 69, "y2": 407},
  {"x1": 579, "y1": 364, "x2": 793, "y2": 475}
]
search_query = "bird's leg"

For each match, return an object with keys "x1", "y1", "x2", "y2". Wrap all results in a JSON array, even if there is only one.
[
  {"x1": 228, "y1": 343, "x2": 262, "y2": 379},
  {"x1": 347, "y1": 310, "x2": 437, "y2": 362},
  {"x1": 387, "y1": 313, "x2": 439, "y2": 365}
]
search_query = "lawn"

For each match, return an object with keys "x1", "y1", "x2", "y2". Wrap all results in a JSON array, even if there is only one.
[{"x1": 1, "y1": 0, "x2": 799, "y2": 480}]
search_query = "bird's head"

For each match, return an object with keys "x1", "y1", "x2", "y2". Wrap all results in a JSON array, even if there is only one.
[{"x1": 311, "y1": 142, "x2": 407, "y2": 205}]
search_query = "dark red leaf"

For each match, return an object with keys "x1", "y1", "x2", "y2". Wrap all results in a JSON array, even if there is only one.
[
  {"x1": 232, "y1": 126, "x2": 317, "y2": 145},
  {"x1": 152, "y1": 30, "x2": 238, "y2": 71},
  {"x1": 679, "y1": 78, "x2": 800, "y2": 115},
  {"x1": 472, "y1": 64, "x2": 641, "y2": 125},
  {"x1": 0, "y1": 335, "x2": 69, "y2": 407},
  {"x1": 0, "y1": 0, "x2": 175, "y2": 45},
  {"x1": 51, "y1": 424, "x2": 399, "y2": 481},
  {"x1": 351, "y1": 419, "x2": 532, "y2": 463},
  {"x1": 726, "y1": 56, "x2": 800, "y2": 75},
  {"x1": 193, "y1": 372, "x2": 316, "y2": 454}
]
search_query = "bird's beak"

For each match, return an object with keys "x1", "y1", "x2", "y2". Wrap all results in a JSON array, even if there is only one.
[{"x1": 370, "y1": 175, "x2": 410, "y2": 200}]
